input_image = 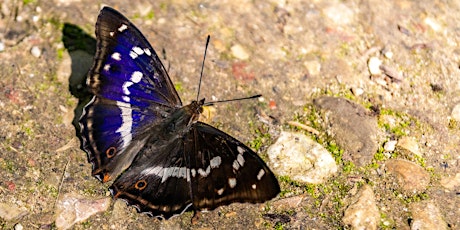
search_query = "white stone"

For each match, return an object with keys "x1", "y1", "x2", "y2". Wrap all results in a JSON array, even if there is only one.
[
  {"x1": 31, "y1": 46, "x2": 41, "y2": 58},
  {"x1": 267, "y1": 131, "x2": 338, "y2": 184},
  {"x1": 368, "y1": 56, "x2": 382, "y2": 75},
  {"x1": 383, "y1": 140, "x2": 397, "y2": 152},
  {"x1": 342, "y1": 185, "x2": 380, "y2": 230},
  {"x1": 451, "y1": 103, "x2": 460, "y2": 121},
  {"x1": 231, "y1": 44, "x2": 249, "y2": 60}
]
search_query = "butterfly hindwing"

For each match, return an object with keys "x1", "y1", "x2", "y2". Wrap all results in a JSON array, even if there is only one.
[
  {"x1": 188, "y1": 122, "x2": 281, "y2": 210},
  {"x1": 109, "y1": 137, "x2": 193, "y2": 219}
]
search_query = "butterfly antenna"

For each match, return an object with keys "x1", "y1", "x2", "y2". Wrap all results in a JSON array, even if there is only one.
[
  {"x1": 204, "y1": 94, "x2": 262, "y2": 106},
  {"x1": 197, "y1": 35, "x2": 211, "y2": 101}
]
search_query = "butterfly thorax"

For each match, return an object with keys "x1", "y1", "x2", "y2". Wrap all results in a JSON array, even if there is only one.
[{"x1": 161, "y1": 99, "x2": 205, "y2": 136}]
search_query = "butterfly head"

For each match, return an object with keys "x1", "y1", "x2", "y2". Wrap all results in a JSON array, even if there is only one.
[{"x1": 187, "y1": 98, "x2": 205, "y2": 122}]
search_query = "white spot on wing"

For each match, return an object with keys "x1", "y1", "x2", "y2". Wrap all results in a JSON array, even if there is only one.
[
  {"x1": 217, "y1": 188, "x2": 224, "y2": 195},
  {"x1": 141, "y1": 166, "x2": 190, "y2": 182},
  {"x1": 118, "y1": 24, "x2": 128, "y2": 32},
  {"x1": 198, "y1": 166, "x2": 211, "y2": 177},
  {"x1": 228, "y1": 178, "x2": 237, "y2": 188},
  {"x1": 252, "y1": 184, "x2": 256, "y2": 189},
  {"x1": 131, "y1": 71, "x2": 143, "y2": 83},
  {"x1": 111, "y1": 52, "x2": 121, "y2": 61},
  {"x1": 132, "y1": 47, "x2": 144, "y2": 55},
  {"x1": 257, "y1": 169, "x2": 265, "y2": 180},
  {"x1": 122, "y1": 81, "x2": 134, "y2": 95},
  {"x1": 232, "y1": 160, "x2": 240, "y2": 171},
  {"x1": 210, "y1": 156, "x2": 222, "y2": 168},
  {"x1": 191, "y1": 169, "x2": 196, "y2": 177},
  {"x1": 103, "y1": 64, "x2": 111, "y2": 71},
  {"x1": 115, "y1": 101, "x2": 133, "y2": 149},
  {"x1": 237, "y1": 146, "x2": 245, "y2": 154},
  {"x1": 144, "y1": 48, "x2": 151, "y2": 56},
  {"x1": 129, "y1": 51, "x2": 138, "y2": 59},
  {"x1": 237, "y1": 153, "x2": 245, "y2": 166}
]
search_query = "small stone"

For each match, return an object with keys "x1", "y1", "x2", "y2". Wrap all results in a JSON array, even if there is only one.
[
  {"x1": 55, "y1": 193, "x2": 111, "y2": 230},
  {"x1": 383, "y1": 140, "x2": 397, "y2": 152},
  {"x1": 383, "y1": 50, "x2": 393, "y2": 59},
  {"x1": 0, "y1": 203, "x2": 27, "y2": 221},
  {"x1": 451, "y1": 103, "x2": 460, "y2": 121},
  {"x1": 397, "y1": 137, "x2": 422, "y2": 156},
  {"x1": 343, "y1": 185, "x2": 379, "y2": 230},
  {"x1": 351, "y1": 87, "x2": 364, "y2": 96},
  {"x1": 271, "y1": 195, "x2": 305, "y2": 211},
  {"x1": 314, "y1": 96, "x2": 380, "y2": 167},
  {"x1": 231, "y1": 44, "x2": 249, "y2": 60},
  {"x1": 31, "y1": 46, "x2": 41, "y2": 58},
  {"x1": 303, "y1": 60, "x2": 321, "y2": 75},
  {"x1": 267, "y1": 131, "x2": 338, "y2": 184},
  {"x1": 410, "y1": 201, "x2": 448, "y2": 230},
  {"x1": 14, "y1": 223, "x2": 23, "y2": 230},
  {"x1": 0, "y1": 41, "x2": 4, "y2": 52},
  {"x1": 424, "y1": 17, "x2": 441, "y2": 32},
  {"x1": 323, "y1": 3, "x2": 354, "y2": 25},
  {"x1": 440, "y1": 173, "x2": 460, "y2": 190},
  {"x1": 368, "y1": 56, "x2": 382, "y2": 75},
  {"x1": 385, "y1": 159, "x2": 430, "y2": 194}
]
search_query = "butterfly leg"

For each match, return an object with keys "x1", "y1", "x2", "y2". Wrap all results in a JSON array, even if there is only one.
[{"x1": 191, "y1": 210, "x2": 202, "y2": 225}]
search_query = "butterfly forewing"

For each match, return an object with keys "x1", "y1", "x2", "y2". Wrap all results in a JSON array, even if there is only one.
[
  {"x1": 79, "y1": 6, "x2": 280, "y2": 220},
  {"x1": 80, "y1": 7, "x2": 182, "y2": 182}
]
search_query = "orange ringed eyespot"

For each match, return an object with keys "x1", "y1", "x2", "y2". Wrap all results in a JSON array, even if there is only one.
[
  {"x1": 106, "y1": 147, "x2": 117, "y2": 158},
  {"x1": 135, "y1": 180, "x2": 147, "y2": 190}
]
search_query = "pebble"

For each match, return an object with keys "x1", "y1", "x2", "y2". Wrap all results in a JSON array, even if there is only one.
[
  {"x1": 55, "y1": 193, "x2": 111, "y2": 230},
  {"x1": 0, "y1": 202, "x2": 27, "y2": 221},
  {"x1": 410, "y1": 201, "x2": 448, "y2": 229},
  {"x1": 313, "y1": 96, "x2": 380, "y2": 167},
  {"x1": 30, "y1": 46, "x2": 41, "y2": 58},
  {"x1": 14, "y1": 223, "x2": 23, "y2": 230},
  {"x1": 385, "y1": 159, "x2": 430, "y2": 194},
  {"x1": 230, "y1": 44, "x2": 249, "y2": 60},
  {"x1": 351, "y1": 87, "x2": 364, "y2": 96},
  {"x1": 0, "y1": 41, "x2": 4, "y2": 52},
  {"x1": 451, "y1": 103, "x2": 460, "y2": 121},
  {"x1": 267, "y1": 131, "x2": 338, "y2": 184},
  {"x1": 303, "y1": 60, "x2": 321, "y2": 76},
  {"x1": 271, "y1": 195, "x2": 305, "y2": 211},
  {"x1": 368, "y1": 56, "x2": 382, "y2": 75},
  {"x1": 397, "y1": 137, "x2": 422, "y2": 156},
  {"x1": 439, "y1": 173, "x2": 460, "y2": 190},
  {"x1": 343, "y1": 185, "x2": 379, "y2": 230},
  {"x1": 383, "y1": 140, "x2": 397, "y2": 152}
]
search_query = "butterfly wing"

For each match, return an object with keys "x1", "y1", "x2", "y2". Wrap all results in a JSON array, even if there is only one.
[
  {"x1": 188, "y1": 122, "x2": 280, "y2": 210},
  {"x1": 109, "y1": 121, "x2": 279, "y2": 219},
  {"x1": 109, "y1": 135, "x2": 193, "y2": 219},
  {"x1": 79, "y1": 7, "x2": 181, "y2": 182}
]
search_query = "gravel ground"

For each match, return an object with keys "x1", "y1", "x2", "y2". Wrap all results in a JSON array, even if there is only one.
[{"x1": 0, "y1": 0, "x2": 459, "y2": 229}]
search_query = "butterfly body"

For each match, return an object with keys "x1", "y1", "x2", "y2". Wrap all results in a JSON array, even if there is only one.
[{"x1": 79, "y1": 6, "x2": 280, "y2": 219}]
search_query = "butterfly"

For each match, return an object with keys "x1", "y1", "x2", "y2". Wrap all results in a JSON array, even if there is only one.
[{"x1": 79, "y1": 6, "x2": 280, "y2": 219}]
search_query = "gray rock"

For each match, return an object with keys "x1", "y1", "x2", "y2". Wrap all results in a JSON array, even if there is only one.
[
  {"x1": 410, "y1": 201, "x2": 448, "y2": 230},
  {"x1": 313, "y1": 96, "x2": 380, "y2": 167},
  {"x1": 343, "y1": 185, "x2": 380, "y2": 230},
  {"x1": 55, "y1": 193, "x2": 111, "y2": 230},
  {"x1": 385, "y1": 159, "x2": 430, "y2": 195},
  {"x1": 0, "y1": 202, "x2": 27, "y2": 221},
  {"x1": 267, "y1": 131, "x2": 337, "y2": 184}
]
